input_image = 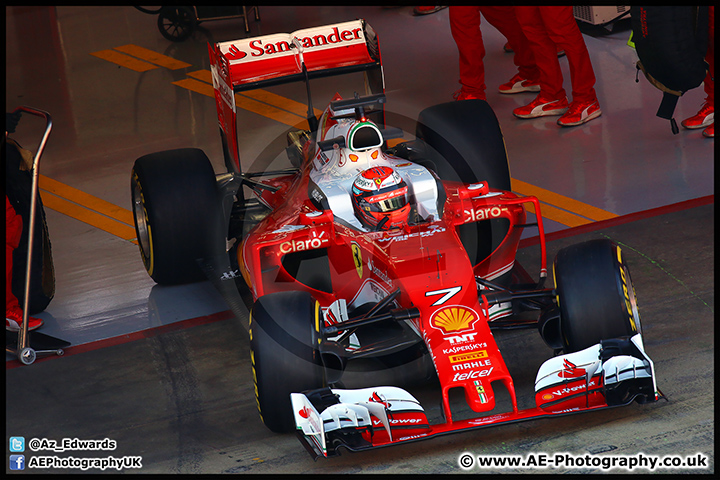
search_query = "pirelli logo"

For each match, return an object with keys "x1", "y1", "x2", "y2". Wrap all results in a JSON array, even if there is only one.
[{"x1": 449, "y1": 350, "x2": 488, "y2": 364}]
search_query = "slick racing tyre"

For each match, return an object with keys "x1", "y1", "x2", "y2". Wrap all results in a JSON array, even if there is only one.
[
  {"x1": 250, "y1": 291, "x2": 326, "y2": 433},
  {"x1": 131, "y1": 148, "x2": 223, "y2": 285},
  {"x1": 415, "y1": 99, "x2": 511, "y2": 191},
  {"x1": 554, "y1": 239, "x2": 642, "y2": 352},
  {"x1": 415, "y1": 100, "x2": 512, "y2": 269}
]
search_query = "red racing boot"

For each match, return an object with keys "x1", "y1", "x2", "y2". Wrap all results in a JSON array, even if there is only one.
[
  {"x1": 513, "y1": 94, "x2": 569, "y2": 118},
  {"x1": 6, "y1": 307, "x2": 44, "y2": 332},
  {"x1": 557, "y1": 99, "x2": 602, "y2": 127},
  {"x1": 681, "y1": 102, "x2": 714, "y2": 129}
]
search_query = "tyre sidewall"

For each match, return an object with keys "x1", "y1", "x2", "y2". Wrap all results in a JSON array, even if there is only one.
[
  {"x1": 131, "y1": 148, "x2": 222, "y2": 285},
  {"x1": 554, "y1": 239, "x2": 641, "y2": 352},
  {"x1": 250, "y1": 291, "x2": 325, "y2": 433},
  {"x1": 415, "y1": 99, "x2": 511, "y2": 191}
]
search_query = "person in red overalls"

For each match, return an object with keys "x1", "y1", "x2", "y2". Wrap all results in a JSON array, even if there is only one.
[
  {"x1": 449, "y1": 6, "x2": 541, "y2": 101},
  {"x1": 6, "y1": 194, "x2": 44, "y2": 332},
  {"x1": 681, "y1": 5, "x2": 714, "y2": 138},
  {"x1": 513, "y1": 6, "x2": 601, "y2": 127}
]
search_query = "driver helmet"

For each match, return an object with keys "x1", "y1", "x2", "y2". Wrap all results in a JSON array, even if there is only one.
[{"x1": 352, "y1": 166, "x2": 410, "y2": 230}]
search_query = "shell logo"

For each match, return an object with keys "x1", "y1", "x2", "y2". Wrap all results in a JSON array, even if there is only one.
[{"x1": 430, "y1": 305, "x2": 479, "y2": 334}]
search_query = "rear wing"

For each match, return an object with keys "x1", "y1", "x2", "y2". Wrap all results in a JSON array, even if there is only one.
[{"x1": 208, "y1": 19, "x2": 384, "y2": 173}]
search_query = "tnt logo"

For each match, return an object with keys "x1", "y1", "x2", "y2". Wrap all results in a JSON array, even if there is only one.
[
  {"x1": 446, "y1": 333, "x2": 477, "y2": 345},
  {"x1": 9, "y1": 454, "x2": 25, "y2": 470}
]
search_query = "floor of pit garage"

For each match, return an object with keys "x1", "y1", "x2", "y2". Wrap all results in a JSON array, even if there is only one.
[{"x1": 6, "y1": 200, "x2": 713, "y2": 474}]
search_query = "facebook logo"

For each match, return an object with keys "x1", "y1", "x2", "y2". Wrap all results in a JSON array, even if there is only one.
[
  {"x1": 9, "y1": 437, "x2": 25, "y2": 452},
  {"x1": 9, "y1": 454, "x2": 25, "y2": 470}
]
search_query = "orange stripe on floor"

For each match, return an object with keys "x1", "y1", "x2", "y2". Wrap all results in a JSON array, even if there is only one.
[
  {"x1": 89, "y1": 49, "x2": 158, "y2": 72},
  {"x1": 512, "y1": 178, "x2": 618, "y2": 222},
  {"x1": 172, "y1": 77, "x2": 311, "y2": 129},
  {"x1": 185, "y1": 69, "x2": 322, "y2": 118},
  {"x1": 113, "y1": 44, "x2": 192, "y2": 70},
  {"x1": 524, "y1": 201, "x2": 593, "y2": 228},
  {"x1": 39, "y1": 175, "x2": 134, "y2": 226},
  {"x1": 41, "y1": 193, "x2": 137, "y2": 242}
]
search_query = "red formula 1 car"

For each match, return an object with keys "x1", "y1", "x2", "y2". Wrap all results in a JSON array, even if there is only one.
[{"x1": 130, "y1": 20, "x2": 662, "y2": 459}]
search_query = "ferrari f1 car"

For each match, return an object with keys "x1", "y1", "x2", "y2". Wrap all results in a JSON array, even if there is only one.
[{"x1": 130, "y1": 20, "x2": 663, "y2": 459}]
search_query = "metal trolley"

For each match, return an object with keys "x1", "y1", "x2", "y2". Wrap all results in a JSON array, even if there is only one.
[
  {"x1": 5, "y1": 107, "x2": 68, "y2": 365},
  {"x1": 135, "y1": 6, "x2": 260, "y2": 42}
]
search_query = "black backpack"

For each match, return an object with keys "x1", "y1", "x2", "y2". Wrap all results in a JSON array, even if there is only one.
[{"x1": 631, "y1": 6, "x2": 709, "y2": 133}]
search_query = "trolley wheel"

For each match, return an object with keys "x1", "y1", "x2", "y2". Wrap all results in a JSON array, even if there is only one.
[
  {"x1": 19, "y1": 347, "x2": 36, "y2": 365},
  {"x1": 157, "y1": 7, "x2": 196, "y2": 42}
]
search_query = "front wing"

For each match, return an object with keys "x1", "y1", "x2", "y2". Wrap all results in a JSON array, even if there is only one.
[{"x1": 291, "y1": 334, "x2": 662, "y2": 459}]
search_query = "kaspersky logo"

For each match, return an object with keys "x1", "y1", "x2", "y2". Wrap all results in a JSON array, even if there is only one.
[
  {"x1": 559, "y1": 359, "x2": 586, "y2": 379},
  {"x1": 430, "y1": 305, "x2": 479, "y2": 335}
]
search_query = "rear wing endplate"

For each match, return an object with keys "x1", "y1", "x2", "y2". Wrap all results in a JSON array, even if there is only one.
[{"x1": 208, "y1": 19, "x2": 384, "y2": 173}]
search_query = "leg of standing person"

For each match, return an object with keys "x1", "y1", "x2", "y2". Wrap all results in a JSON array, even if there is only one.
[
  {"x1": 480, "y1": 6, "x2": 541, "y2": 94},
  {"x1": 449, "y1": 6, "x2": 487, "y2": 100},
  {"x1": 703, "y1": 6, "x2": 714, "y2": 137},
  {"x1": 538, "y1": 6, "x2": 602, "y2": 126},
  {"x1": 513, "y1": 6, "x2": 569, "y2": 118},
  {"x1": 6, "y1": 195, "x2": 43, "y2": 332},
  {"x1": 682, "y1": 5, "x2": 714, "y2": 137}
]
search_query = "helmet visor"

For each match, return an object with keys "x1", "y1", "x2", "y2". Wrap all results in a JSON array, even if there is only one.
[{"x1": 366, "y1": 187, "x2": 408, "y2": 213}]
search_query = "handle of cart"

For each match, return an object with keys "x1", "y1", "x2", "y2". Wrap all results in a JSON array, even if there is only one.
[
  {"x1": 135, "y1": 6, "x2": 260, "y2": 42},
  {"x1": 5, "y1": 107, "x2": 68, "y2": 365}
]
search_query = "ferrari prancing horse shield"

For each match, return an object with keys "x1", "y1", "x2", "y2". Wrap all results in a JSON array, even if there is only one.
[{"x1": 351, "y1": 242, "x2": 363, "y2": 278}]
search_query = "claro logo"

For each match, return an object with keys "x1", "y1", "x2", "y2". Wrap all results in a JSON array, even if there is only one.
[{"x1": 279, "y1": 231, "x2": 328, "y2": 254}]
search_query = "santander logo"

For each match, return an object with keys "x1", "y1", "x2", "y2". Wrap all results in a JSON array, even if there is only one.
[
  {"x1": 298, "y1": 406, "x2": 311, "y2": 419},
  {"x1": 226, "y1": 44, "x2": 247, "y2": 60},
  {"x1": 221, "y1": 22, "x2": 365, "y2": 64}
]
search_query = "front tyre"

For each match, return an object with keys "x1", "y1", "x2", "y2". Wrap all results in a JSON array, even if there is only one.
[
  {"x1": 554, "y1": 239, "x2": 642, "y2": 353},
  {"x1": 131, "y1": 148, "x2": 222, "y2": 285},
  {"x1": 250, "y1": 291, "x2": 326, "y2": 433}
]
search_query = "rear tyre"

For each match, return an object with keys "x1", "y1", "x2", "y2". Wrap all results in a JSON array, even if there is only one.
[
  {"x1": 415, "y1": 99, "x2": 512, "y2": 267},
  {"x1": 554, "y1": 239, "x2": 642, "y2": 353},
  {"x1": 250, "y1": 291, "x2": 326, "y2": 433},
  {"x1": 415, "y1": 99, "x2": 511, "y2": 190},
  {"x1": 131, "y1": 148, "x2": 222, "y2": 285}
]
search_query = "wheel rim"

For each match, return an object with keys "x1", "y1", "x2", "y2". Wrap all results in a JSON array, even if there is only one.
[
  {"x1": 622, "y1": 263, "x2": 642, "y2": 335},
  {"x1": 132, "y1": 177, "x2": 151, "y2": 261},
  {"x1": 160, "y1": 9, "x2": 192, "y2": 39}
]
